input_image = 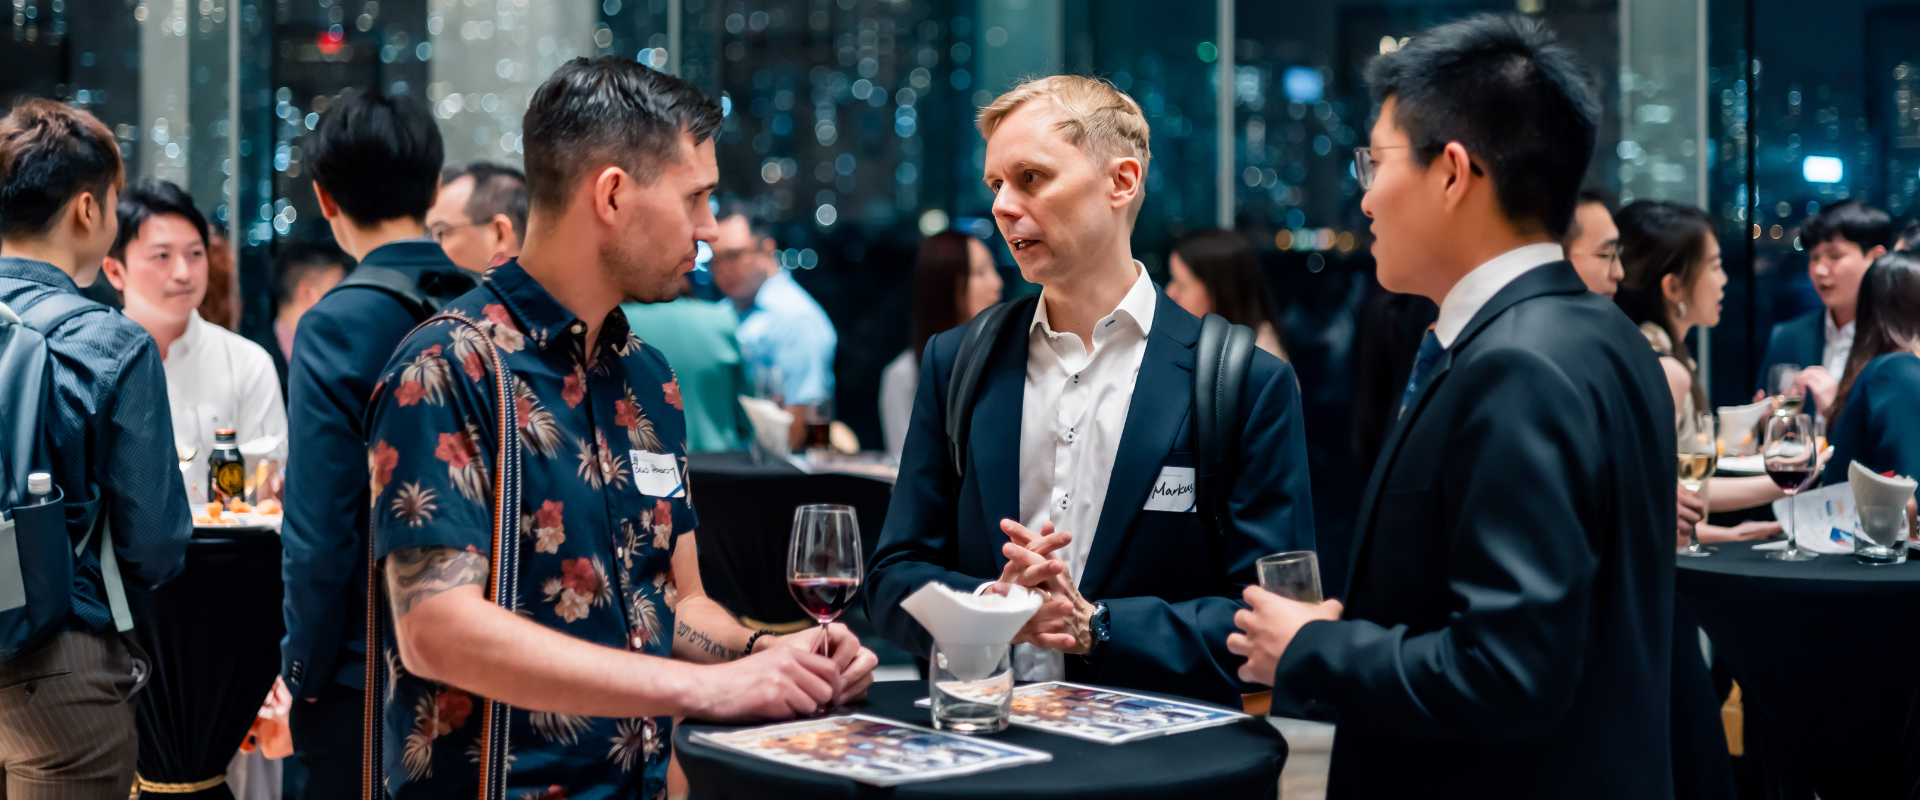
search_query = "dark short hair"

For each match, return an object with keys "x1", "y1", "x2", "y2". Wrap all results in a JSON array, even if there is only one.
[
  {"x1": 441, "y1": 161, "x2": 529, "y2": 241},
  {"x1": 110, "y1": 178, "x2": 208, "y2": 260},
  {"x1": 0, "y1": 98, "x2": 125, "y2": 240},
  {"x1": 306, "y1": 88, "x2": 443, "y2": 225},
  {"x1": 522, "y1": 57, "x2": 722, "y2": 213},
  {"x1": 1364, "y1": 14, "x2": 1600, "y2": 239},
  {"x1": 1172, "y1": 228, "x2": 1280, "y2": 334},
  {"x1": 1564, "y1": 187, "x2": 1618, "y2": 243},
  {"x1": 273, "y1": 240, "x2": 349, "y2": 305},
  {"x1": 1803, "y1": 200, "x2": 1893, "y2": 253}
]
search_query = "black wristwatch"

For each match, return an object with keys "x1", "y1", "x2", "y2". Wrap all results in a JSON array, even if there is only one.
[{"x1": 1082, "y1": 601, "x2": 1111, "y2": 664}]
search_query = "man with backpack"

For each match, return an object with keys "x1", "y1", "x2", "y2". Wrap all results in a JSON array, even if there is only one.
[
  {"x1": 0, "y1": 99, "x2": 191, "y2": 797},
  {"x1": 278, "y1": 88, "x2": 475, "y2": 798},
  {"x1": 864, "y1": 76, "x2": 1315, "y2": 709}
]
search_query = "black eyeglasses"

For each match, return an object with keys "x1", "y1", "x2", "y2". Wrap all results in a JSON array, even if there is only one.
[{"x1": 1352, "y1": 146, "x2": 1408, "y2": 190}]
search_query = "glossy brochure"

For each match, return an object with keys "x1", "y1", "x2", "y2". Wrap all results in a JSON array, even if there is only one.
[
  {"x1": 690, "y1": 714, "x2": 1051, "y2": 786},
  {"x1": 916, "y1": 682, "x2": 1252, "y2": 744}
]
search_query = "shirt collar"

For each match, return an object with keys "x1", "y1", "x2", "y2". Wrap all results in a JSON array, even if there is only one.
[
  {"x1": 0, "y1": 256, "x2": 83, "y2": 293},
  {"x1": 483, "y1": 259, "x2": 632, "y2": 355},
  {"x1": 1825, "y1": 309, "x2": 1855, "y2": 341},
  {"x1": 170, "y1": 310, "x2": 209, "y2": 360},
  {"x1": 1030, "y1": 259, "x2": 1157, "y2": 343},
  {"x1": 1433, "y1": 242, "x2": 1564, "y2": 348},
  {"x1": 741, "y1": 269, "x2": 795, "y2": 316}
]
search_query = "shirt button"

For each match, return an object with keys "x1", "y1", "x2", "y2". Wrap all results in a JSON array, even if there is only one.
[{"x1": 570, "y1": 322, "x2": 584, "y2": 334}]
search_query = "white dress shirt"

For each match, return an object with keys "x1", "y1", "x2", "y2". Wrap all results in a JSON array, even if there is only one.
[
  {"x1": 1013, "y1": 261, "x2": 1157, "y2": 680},
  {"x1": 164, "y1": 311, "x2": 289, "y2": 500},
  {"x1": 878, "y1": 349, "x2": 917, "y2": 462},
  {"x1": 1433, "y1": 242, "x2": 1566, "y2": 348},
  {"x1": 1823, "y1": 310, "x2": 1855, "y2": 378}
]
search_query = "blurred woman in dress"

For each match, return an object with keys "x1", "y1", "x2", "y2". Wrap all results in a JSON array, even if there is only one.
[
  {"x1": 1166, "y1": 228, "x2": 1286, "y2": 359},
  {"x1": 879, "y1": 230, "x2": 1003, "y2": 461},
  {"x1": 1820, "y1": 252, "x2": 1920, "y2": 485}
]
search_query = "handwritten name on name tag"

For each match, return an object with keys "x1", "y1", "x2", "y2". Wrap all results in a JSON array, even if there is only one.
[
  {"x1": 630, "y1": 450, "x2": 683, "y2": 498},
  {"x1": 1143, "y1": 466, "x2": 1197, "y2": 513}
]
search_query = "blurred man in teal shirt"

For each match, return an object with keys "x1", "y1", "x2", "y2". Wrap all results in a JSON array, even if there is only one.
[{"x1": 622, "y1": 280, "x2": 751, "y2": 452}]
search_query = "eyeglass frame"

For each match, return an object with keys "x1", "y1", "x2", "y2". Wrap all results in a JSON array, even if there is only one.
[
  {"x1": 1352, "y1": 144, "x2": 1484, "y2": 190},
  {"x1": 427, "y1": 219, "x2": 479, "y2": 243}
]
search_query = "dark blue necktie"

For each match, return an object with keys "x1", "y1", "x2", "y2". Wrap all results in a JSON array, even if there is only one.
[{"x1": 1400, "y1": 329, "x2": 1444, "y2": 417}]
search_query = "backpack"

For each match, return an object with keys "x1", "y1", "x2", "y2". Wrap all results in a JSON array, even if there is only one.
[
  {"x1": 943, "y1": 295, "x2": 1257, "y2": 534},
  {"x1": 329, "y1": 264, "x2": 477, "y2": 322},
  {"x1": 0, "y1": 293, "x2": 131, "y2": 660}
]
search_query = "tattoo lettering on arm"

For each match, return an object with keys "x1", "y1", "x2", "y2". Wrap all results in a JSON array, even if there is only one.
[
  {"x1": 387, "y1": 546, "x2": 490, "y2": 617},
  {"x1": 676, "y1": 619, "x2": 742, "y2": 661}
]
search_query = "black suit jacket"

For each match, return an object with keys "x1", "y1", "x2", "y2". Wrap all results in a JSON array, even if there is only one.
[
  {"x1": 866, "y1": 289, "x2": 1316, "y2": 708},
  {"x1": 1271, "y1": 262, "x2": 1677, "y2": 799},
  {"x1": 1757, "y1": 309, "x2": 1825, "y2": 393}
]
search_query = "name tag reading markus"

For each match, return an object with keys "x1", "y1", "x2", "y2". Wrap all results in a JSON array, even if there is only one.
[
  {"x1": 1143, "y1": 466, "x2": 1197, "y2": 512},
  {"x1": 630, "y1": 450, "x2": 684, "y2": 498}
]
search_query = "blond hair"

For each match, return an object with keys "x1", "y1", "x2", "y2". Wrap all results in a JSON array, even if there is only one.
[{"x1": 978, "y1": 76, "x2": 1150, "y2": 221}]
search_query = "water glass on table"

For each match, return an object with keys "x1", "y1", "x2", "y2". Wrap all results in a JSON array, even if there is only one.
[
  {"x1": 1678, "y1": 412, "x2": 1716, "y2": 557},
  {"x1": 786, "y1": 504, "x2": 862, "y2": 658},
  {"x1": 1763, "y1": 413, "x2": 1820, "y2": 562},
  {"x1": 1257, "y1": 551, "x2": 1322, "y2": 603},
  {"x1": 1856, "y1": 505, "x2": 1911, "y2": 566},
  {"x1": 928, "y1": 642, "x2": 1013, "y2": 734}
]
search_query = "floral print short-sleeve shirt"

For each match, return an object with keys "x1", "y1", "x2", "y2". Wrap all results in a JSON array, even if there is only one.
[{"x1": 367, "y1": 260, "x2": 695, "y2": 800}]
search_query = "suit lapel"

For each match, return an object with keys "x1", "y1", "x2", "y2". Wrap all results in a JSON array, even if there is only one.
[
  {"x1": 1079, "y1": 292, "x2": 1199, "y2": 598},
  {"x1": 1345, "y1": 262, "x2": 1590, "y2": 585},
  {"x1": 969, "y1": 298, "x2": 1039, "y2": 572}
]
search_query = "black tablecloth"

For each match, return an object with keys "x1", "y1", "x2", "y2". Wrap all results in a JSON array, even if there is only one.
[
  {"x1": 134, "y1": 533, "x2": 286, "y2": 799},
  {"x1": 675, "y1": 681, "x2": 1286, "y2": 799},
  {"x1": 689, "y1": 451, "x2": 891, "y2": 625},
  {"x1": 1678, "y1": 541, "x2": 1920, "y2": 799}
]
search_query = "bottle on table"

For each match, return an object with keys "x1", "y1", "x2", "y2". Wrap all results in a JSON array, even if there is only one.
[{"x1": 207, "y1": 428, "x2": 244, "y2": 506}]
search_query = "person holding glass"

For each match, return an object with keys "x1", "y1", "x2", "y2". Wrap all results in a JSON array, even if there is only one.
[
  {"x1": 1821, "y1": 253, "x2": 1920, "y2": 489},
  {"x1": 1165, "y1": 228, "x2": 1287, "y2": 359},
  {"x1": 1612, "y1": 200, "x2": 1790, "y2": 545},
  {"x1": 879, "y1": 230, "x2": 1004, "y2": 462}
]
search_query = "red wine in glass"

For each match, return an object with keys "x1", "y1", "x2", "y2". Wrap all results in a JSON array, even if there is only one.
[
  {"x1": 787, "y1": 504, "x2": 863, "y2": 661},
  {"x1": 1763, "y1": 413, "x2": 1820, "y2": 562},
  {"x1": 789, "y1": 576, "x2": 860, "y2": 620},
  {"x1": 1768, "y1": 468, "x2": 1814, "y2": 491}
]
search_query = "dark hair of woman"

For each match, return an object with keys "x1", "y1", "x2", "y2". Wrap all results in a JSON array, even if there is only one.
[
  {"x1": 1831, "y1": 252, "x2": 1920, "y2": 423},
  {"x1": 1172, "y1": 228, "x2": 1280, "y2": 334},
  {"x1": 1613, "y1": 200, "x2": 1715, "y2": 412},
  {"x1": 910, "y1": 230, "x2": 975, "y2": 358}
]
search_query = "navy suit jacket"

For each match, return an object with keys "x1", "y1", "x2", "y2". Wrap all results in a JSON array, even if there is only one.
[
  {"x1": 1823, "y1": 352, "x2": 1920, "y2": 485},
  {"x1": 1757, "y1": 309, "x2": 1825, "y2": 393},
  {"x1": 280, "y1": 240, "x2": 473, "y2": 699},
  {"x1": 866, "y1": 288, "x2": 1315, "y2": 708},
  {"x1": 1271, "y1": 263, "x2": 1677, "y2": 799}
]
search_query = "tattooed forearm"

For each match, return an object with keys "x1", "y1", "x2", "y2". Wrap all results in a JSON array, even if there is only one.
[
  {"x1": 386, "y1": 546, "x2": 489, "y2": 617},
  {"x1": 675, "y1": 620, "x2": 741, "y2": 661}
]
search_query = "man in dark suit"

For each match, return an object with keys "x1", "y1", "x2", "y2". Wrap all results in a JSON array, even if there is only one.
[
  {"x1": 1757, "y1": 201, "x2": 1891, "y2": 404},
  {"x1": 865, "y1": 75, "x2": 1315, "y2": 709},
  {"x1": 1228, "y1": 16, "x2": 1677, "y2": 798}
]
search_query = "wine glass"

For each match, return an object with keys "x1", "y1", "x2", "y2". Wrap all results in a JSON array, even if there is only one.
[
  {"x1": 787, "y1": 504, "x2": 863, "y2": 657},
  {"x1": 1769, "y1": 364, "x2": 1805, "y2": 418},
  {"x1": 1763, "y1": 413, "x2": 1820, "y2": 561},
  {"x1": 1678, "y1": 412, "x2": 1716, "y2": 557}
]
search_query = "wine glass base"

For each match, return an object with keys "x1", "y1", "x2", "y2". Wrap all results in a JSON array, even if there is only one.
[
  {"x1": 1677, "y1": 547, "x2": 1713, "y2": 557},
  {"x1": 1765, "y1": 550, "x2": 1820, "y2": 561}
]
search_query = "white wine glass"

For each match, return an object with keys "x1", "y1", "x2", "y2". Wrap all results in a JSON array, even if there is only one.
[
  {"x1": 1763, "y1": 413, "x2": 1819, "y2": 561},
  {"x1": 1678, "y1": 412, "x2": 1716, "y2": 558}
]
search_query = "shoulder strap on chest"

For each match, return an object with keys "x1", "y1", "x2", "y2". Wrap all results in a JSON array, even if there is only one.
[
  {"x1": 944, "y1": 294, "x2": 1038, "y2": 480},
  {"x1": 16, "y1": 292, "x2": 107, "y2": 336},
  {"x1": 1194, "y1": 313, "x2": 1257, "y2": 535}
]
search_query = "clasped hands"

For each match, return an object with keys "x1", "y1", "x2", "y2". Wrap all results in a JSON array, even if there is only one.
[{"x1": 978, "y1": 520, "x2": 1095, "y2": 654}]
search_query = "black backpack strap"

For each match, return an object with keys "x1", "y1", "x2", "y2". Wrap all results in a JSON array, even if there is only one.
[
  {"x1": 1193, "y1": 313, "x2": 1257, "y2": 536},
  {"x1": 331, "y1": 265, "x2": 476, "y2": 321},
  {"x1": 943, "y1": 294, "x2": 1038, "y2": 480},
  {"x1": 16, "y1": 292, "x2": 107, "y2": 337}
]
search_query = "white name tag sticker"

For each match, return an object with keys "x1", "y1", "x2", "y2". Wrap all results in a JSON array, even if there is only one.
[
  {"x1": 630, "y1": 450, "x2": 683, "y2": 498},
  {"x1": 1143, "y1": 466, "x2": 1197, "y2": 512}
]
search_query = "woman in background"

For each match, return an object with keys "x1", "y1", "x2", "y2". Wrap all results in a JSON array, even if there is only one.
[
  {"x1": 1166, "y1": 228, "x2": 1286, "y2": 359},
  {"x1": 1821, "y1": 253, "x2": 1920, "y2": 485},
  {"x1": 879, "y1": 230, "x2": 1003, "y2": 461}
]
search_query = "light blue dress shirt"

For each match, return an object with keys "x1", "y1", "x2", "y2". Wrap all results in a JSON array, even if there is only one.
[{"x1": 734, "y1": 269, "x2": 837, "y2": 406}]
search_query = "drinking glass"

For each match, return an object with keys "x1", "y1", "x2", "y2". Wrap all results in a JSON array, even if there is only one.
[
  {"x1": 928, "y1": 641, "x2": 1013, "y2": 734},
  {"x1": 1855, "y1": 506, "x2": 1911, "y2": 566},
  {"x1": 1257, "y1": 551, "x2": 1323, "y2": 603},
  {"x1": 803, "y1": 399, "x2": 835, "y2": 452},
  {"x1": 1677, "y1": 412, "x2": 1717, "y2": 557},
  {"x1": 1763, "y1": 413, "x2": 1820, "y2": 561},
  {"x1": 1769, "y1": 364, "x2": 1805, "y2": 418},
  {"x1": 787, "y1": 504, "x2": 863, "y2": 657}
]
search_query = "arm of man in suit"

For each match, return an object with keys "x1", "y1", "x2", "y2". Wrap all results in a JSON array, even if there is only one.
[
  {"x1": 864, "y1": 339, "x2": 994, "y2": 657},
  {"x1": 1260, "y1": 347, "x2": 1603, "y2": 740}
]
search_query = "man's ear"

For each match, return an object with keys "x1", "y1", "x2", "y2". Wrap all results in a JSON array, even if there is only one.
[
  {"x1": 1109, "y1": 157, "x2": 1143, "y2": 212},
  {"x1": 488, "y1": 214, "x2": 516, "y2": 249},
  {"x1": 1868, "y1": 244, "x2": 1888, "y2": 262},
  {"x1": 1437, "y1": 142, "x2": 1476, "y2": 211},
  {"x1": 591, "y1": 166, "x2": 628, "y2": 225},
  {"x1": 100, "y1": 255, "x2": 130, "y2": 291},
  {"x1": 312, "y1": 182, "x2": 341, "y2": 220}
]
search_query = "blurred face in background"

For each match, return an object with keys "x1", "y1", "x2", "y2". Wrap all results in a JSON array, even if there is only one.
[
  {"x1": 963, "y1": 237, "x2": 1002, "y2": 319},
  {"x1": 1565, "y1": 201, "x2": 1623, "y2": 297},
  {"x1": 102, "y1": 212, "x2": 207, "y2": 329},
  {"x1": 983, "y1": 101, "x2": 1140, "y2": 286},
  {"x1": 428, "y1": 174, "x2": 518, "y2": 273},
  {"x1": 1808, "y1": 236, "x2": 1884, "y2": 324},
  {"x1": 1165, "y1": 252, "x2": 1211, "y2": 317},
  {"x1": 1666, "y1": 233, "x2": 1727, "y2": 330},
  {"x1": 708, "y1": 213, "x2": 777, "y2": 303}
]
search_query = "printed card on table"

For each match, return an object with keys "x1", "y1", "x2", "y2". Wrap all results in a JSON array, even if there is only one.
[
  {"x1": 689, "y1": 714, "x2": 1050, "y2": 786},
  {"x1": 914, "y1": 682, "x2": 1252, "y2": 744}
]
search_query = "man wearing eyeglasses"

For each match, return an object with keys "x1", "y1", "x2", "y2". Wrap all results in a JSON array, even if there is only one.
[
  {"x1": 427, "y1": 162, "x2": 528, "y2": 272},
  {"x1": 1563, "y1": 188, "x2": 1622, "y2": 298}
]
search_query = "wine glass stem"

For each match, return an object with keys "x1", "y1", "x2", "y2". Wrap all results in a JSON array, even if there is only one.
[{"x1": 1786, "y1": 492, "x2": 1797, "y2": 555}]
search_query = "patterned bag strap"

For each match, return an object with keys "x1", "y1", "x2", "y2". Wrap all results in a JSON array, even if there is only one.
[{"x1": 363, "y1": 314, "x2": 522, "y2": 800}]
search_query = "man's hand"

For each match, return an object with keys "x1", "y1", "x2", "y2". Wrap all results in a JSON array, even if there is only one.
[
  {"x1": 760, "y1": 623, "x2": 879, "y2": 705},
  {"x1": 1226, "y1": 585, "x2": 1343, "y2": 687},
  {"x1": 1676, "y1": 484, "x2": 1706, "y2": 547},
  {"x1": 987, "y1": 519, "x2": 1094, "y2": 653},
  {"x1": 685, "y1": 647, "x2": 843, "y2": 722},
  {"x1": 994, "y1": 520, "x2": 1072, "y2": 588},
  {"x1": 1794, "y1": 366, "x2": 1839, "y2": 412}
]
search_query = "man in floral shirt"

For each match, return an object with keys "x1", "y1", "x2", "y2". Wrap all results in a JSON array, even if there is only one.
[{"x1": 366, "y1": 57, "x2": 876, "y2": 800}]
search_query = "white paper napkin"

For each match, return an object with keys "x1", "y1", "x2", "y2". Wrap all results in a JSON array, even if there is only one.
[
  {"x1": 1849, "y1": 460, "x2": 1918, "y2": 510},
  {"x1": 1717, "y1": 399, "x2": 1773, "y2": 454},
  {"x1": 736, "y1": 396, "x2": 793, "y2": 459},
  {"x1": 900, "y1": 582, "x2": 1041, "y2": 679}
]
